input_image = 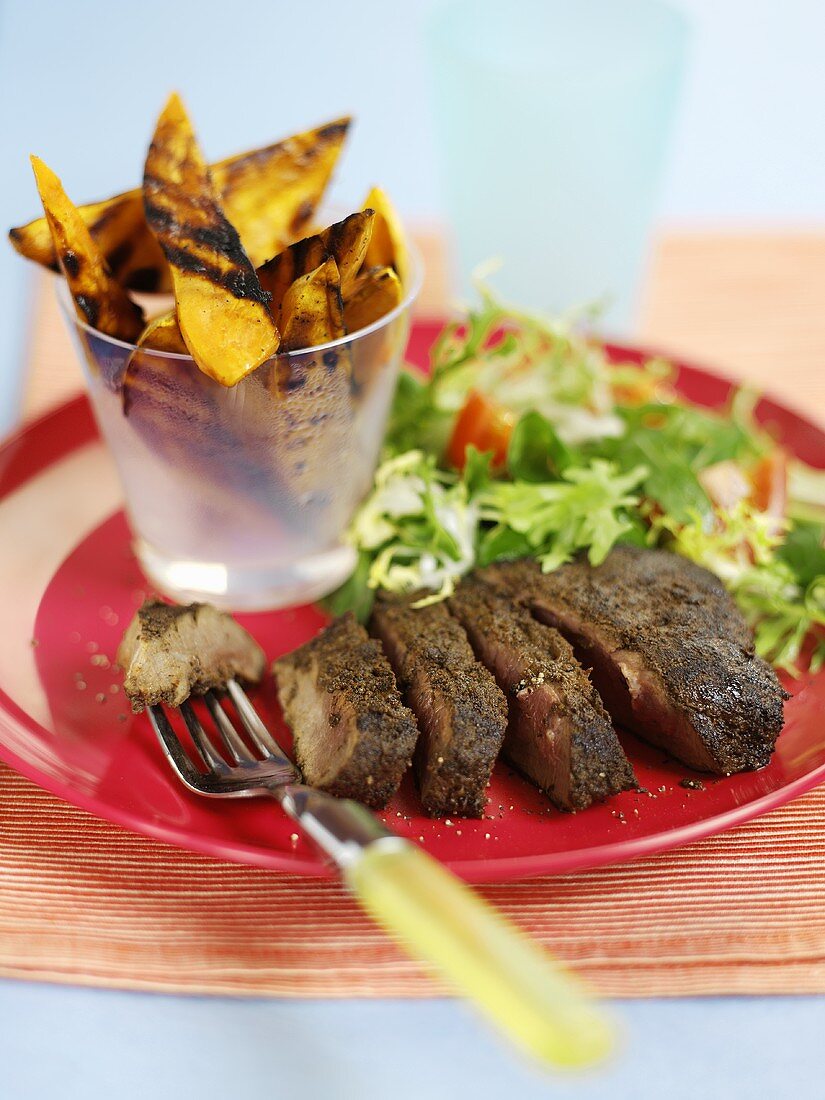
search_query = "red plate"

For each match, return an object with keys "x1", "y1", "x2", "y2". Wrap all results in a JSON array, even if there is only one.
[{"x1": 0, "y1": 321, "x2": 823, "y2": 881}]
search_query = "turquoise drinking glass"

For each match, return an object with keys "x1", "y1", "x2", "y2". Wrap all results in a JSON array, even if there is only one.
[{"x1": 428, "y1": 0, "x2": 690, "y2": 333}]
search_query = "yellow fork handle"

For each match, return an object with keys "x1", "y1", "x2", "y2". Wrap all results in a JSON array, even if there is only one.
[{"x1": 344, "y1": 840, "x2": 616, "y2": 1069}]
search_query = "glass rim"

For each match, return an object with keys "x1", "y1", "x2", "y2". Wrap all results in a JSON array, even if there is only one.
[{"x1": 54, "y1": 236, "x2": 424, "y2": 363}]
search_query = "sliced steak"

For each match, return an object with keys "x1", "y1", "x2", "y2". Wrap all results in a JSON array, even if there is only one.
[
  {"x1": 482, "y1": 547, "x2": 787, "y2": 774},
  {"x1": 117, "y1": 600, "x2": 265, "y2": 713},
  {"x1": 273, "y1": 612, "x2": 419, "y2": 809},
  {"x1": 448, "y1": 577, "x2": 635, "y2": 811},
  {"x1": 370, "y1": 595, "x2": 507, "y2": 818}
]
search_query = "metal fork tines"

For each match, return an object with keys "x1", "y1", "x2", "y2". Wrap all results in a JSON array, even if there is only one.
[
  {"x1": 149, "y1": 680, "x2": 299, "y2": 797},
  {"x1": 148, "y1": 680, "x2": 391, "y2": 863},
  {"x1": 147, "y1": 679, "x2": 612, "y2": 1064}
]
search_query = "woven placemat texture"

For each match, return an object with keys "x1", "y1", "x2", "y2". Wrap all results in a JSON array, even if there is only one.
[{"x1": 2, "y1": 764, "x2": 824, "y2": 997}]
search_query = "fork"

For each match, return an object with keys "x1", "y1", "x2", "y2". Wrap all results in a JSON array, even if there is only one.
[{"x1": 150, "y1": 679, "x2": 615, "y2": 1069}]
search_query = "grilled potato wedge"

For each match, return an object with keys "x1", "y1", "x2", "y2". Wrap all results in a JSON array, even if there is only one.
[
  {"x1": 362, "y1": 186, "x2": 409, "y2": 289},
  {"x1": 279, "y1": 256, "x2": 346, "y2": 355},
  {"x1": 133, "y1": 311, "x2": 188, "y2": 354},
  {"x1": 258, "y1": 209, "x2": 374, "y2": 316},
  {"x1": 343, "y1": 264, "x2": 402, "y2": 333},
  {"x1": 143, "y1": 93, "x2": 279, "y2": 386},
  {"x1": 30, "y1": 156, "x2": 145, "y2": 341},
  {"x1": 9, "y1": 190, "x2": 167, "y2": 291},
  {"x1": 11, "y1": 117, "x2": 351, "y2": 292},
  {"x1": 215, "y1": 117, "x2": 351, "y2": 268},
  {"x1": 128, "y1": 208, "x2": 373, "y2": 358}
]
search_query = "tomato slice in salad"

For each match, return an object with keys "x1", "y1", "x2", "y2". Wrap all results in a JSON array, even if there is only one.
[
  {"x1": 750, "y1": 449, "x2": 788, "y2": 520},
  {"x1": 447, "y1": 390, "x2": 515, "y2": 470},
  {"x1": 699, "y1": 450, "x2": 788, "y2": 521}
]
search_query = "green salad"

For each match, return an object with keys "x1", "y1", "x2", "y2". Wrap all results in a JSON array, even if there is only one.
[{"x1": 330, "y1": 285, "x2": 825, "y2": 674}]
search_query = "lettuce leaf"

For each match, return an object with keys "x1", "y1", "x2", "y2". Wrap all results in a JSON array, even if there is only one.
[
  {"x1": 480, "y1": 461, "x2": 646, "y2": 572},
  {"x1": 653, "y1": 504, "x2": 825, "y2": 672},
  {"x1": 385, "y1": 280, "x2": 625, "y2": 461},
  {"x1": 345, "y1": 450, "x2": 479, "y2": 606},
  {"x1": 332, "y1": 451, "x2": 646, "y2": 614},
  {"x1": 506, "y1": 411, "x2": 574, "y2": 481},
  {"x1": 778, "y1": 519, "x2": 825, "y2": 587}
]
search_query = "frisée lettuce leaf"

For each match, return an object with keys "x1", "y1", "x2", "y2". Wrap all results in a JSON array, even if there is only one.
[
  {"x1": 478, "y1": 461, "x2": 646, "y2": 572},
  {"x1": 651, "y1": 505, "x2": 825, "y2": 672},
  {"x1": 342, "y1": 448, "x2": 646, "y2": 617}
]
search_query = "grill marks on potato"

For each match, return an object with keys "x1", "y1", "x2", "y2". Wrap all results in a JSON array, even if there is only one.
[
  {"x1": 14, "y1": 107, "x2": 406, "y2": 367},
  {"x1": 142, "y1": 170, "x2": 269, "y2": 303},
  {"x1": 9, "y1": 190, "x2": 164, "y2": 289},
  {"x1": 10, "y1": 117, "x2": 351, "y2": 292},
  {"x1": 143, "y1": 93, "x2": 279, "y2": 386},
  {"x1": 30, "y1": 156, "x2": 145, "y2": 342},
  {"x1": 213, "y1": 117, "x2": 351, "y2": 268},
  {"x1": 126, "y1": 211, "x2": 379, "y2": 364},
  {"x1": 258, "y1": 210, "x2": 374, "y2": 318},
  {"x1": 321, "y1": 211, "x2": 375, "y2": 297},
  {"x1": 144, "y1": 189, "x2": 271, "y2": 304},
  {"x1": 257, "y1": 233, "x2": 328, "y2": 314},
  {"x1": 278, "y1": 256, "x2": 347, "y2": 355}
]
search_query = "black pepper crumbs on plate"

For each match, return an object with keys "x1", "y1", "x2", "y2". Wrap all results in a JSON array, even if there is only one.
[{"x1": 679, "y1": 778, "x2": 706, "y2": 791}]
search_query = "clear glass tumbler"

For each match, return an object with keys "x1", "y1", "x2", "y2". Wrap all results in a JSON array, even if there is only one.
[
  {"x1": 58, "y1": 253, "x2": 421, "y2": 611},
  {"x1": 428, "y1": 0, "x2": 689, "y2": 332}
]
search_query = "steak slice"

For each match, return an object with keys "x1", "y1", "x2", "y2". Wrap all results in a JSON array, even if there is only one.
[
  {"x1": 448, "y1": 577, "x2": 636, "y2": 811},
  {"x1": 482, "y1": 547, "x2": 787, "y2": 774},
  {"x1": 370, "y1": 594, "x2": 507, "y2": 818},
  {"x1": 273, "y1": 612, "x2": 419, "y2": 809},
  {"x1": 117, "y1": 600, "x2": 265, "y2": 713}
]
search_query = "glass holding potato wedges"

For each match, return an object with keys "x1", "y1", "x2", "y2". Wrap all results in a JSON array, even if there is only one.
[{"x1": 10, "y1": 94, "x2": 420, "y2": 609}]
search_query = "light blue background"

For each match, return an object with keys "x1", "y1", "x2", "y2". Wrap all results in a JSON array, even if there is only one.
[
  {"x1": 3, "y1": 982, "x2": 825, "y2": 1100},
  {"x1": 2, "y1": 2, "x2": 824, "y2": 1094}
]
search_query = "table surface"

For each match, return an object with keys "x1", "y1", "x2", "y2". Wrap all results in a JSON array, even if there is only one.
[{"x1": 4, "y1": 232, "x2": 825, "y2": 1099}]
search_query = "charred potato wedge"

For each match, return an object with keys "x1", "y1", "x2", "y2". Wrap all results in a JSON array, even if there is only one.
[
  {"x1": 9, "y1": 190, "x2": 167, "y2": 292},
  {"x1": 11, "y1": 117, "x2": 351, "y2": 292},
  {"x1": 30, "y1": 156, "x2": 145, "y2": 341},
  {"x1": 132, "y1": 206, "x2": 374, "y2": 358},
  {"x1": 124, "y1": 209, "x2": 375, "y2": 360},
  {"x1": 343, "y1": 264, "x2": 402, "y2": 333},
  {"x1": 279, "y1": 256, "x2": 346, "y2": 355},
  {"x1": 133, "y1": 311, "x2": 188, "y2": 354},
  {"x1": 143, "y1": 94, "x2": 279, "y2": 386},
  {"x1": 258, "y1": 209, "x2": 374, "y2": 316},
  {"x1": 215, "y1": 117, "x2": 351, "y2": 268},
  {"x1": 362, "y1": 186, "x2": 409, "y2": 289}
]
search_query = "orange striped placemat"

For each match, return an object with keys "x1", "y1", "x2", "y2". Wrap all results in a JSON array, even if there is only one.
[{"x1": 2, "y1": 761, "x2": 824, "y2": 997}]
